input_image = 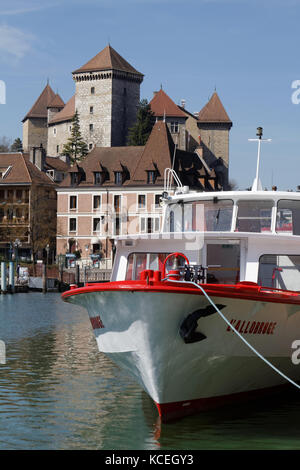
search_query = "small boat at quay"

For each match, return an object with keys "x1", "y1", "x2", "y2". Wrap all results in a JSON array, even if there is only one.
[{"x1": 62, "y1": 130, "x2": 300, "y2": 421}]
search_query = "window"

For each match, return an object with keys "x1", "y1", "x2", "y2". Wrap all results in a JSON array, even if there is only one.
[
  {"x1": 126, "y1": 253, "x2": 169, "y2": 280},
  {"x1": 93, "y1": 218, "x2": 101, "y2": 232},
  {"x1": 236, "y1": 200, "x2": 273, "y2": 233},
  {"x1": 70, "y1": 173, "x2": 79, "y2": 185},
  {"x1": 7, "y1": 207, "x2": 13, "y2": 221},
  {"x1": 16, "y1": 190, "x2": 22, "y2": 201},
  {"x1": 276, "y1": 200, "x2": 300, "y2": 235},
  {"x1": 69, "y1": 195, "x2": 77, "y2": 210},
  {"x1": 94, "y1": 172, "x2": 102, "y2": 185},
  {"x1": 155, "y1": 194, "x2": 162, "y2": 208},
  {"x1": 69, "y1": 218, "x2": 77, "y2": 232},
  {"x1": 89, "y1": 124, "x2": 94, "y2": 132},
  {"x1": 69, "y1": 126, "x2": 72, "y2": 133},
  {"x1": 165, "y1": 199, "x2": 233, "y2": 233},
  {"x1": 170, "y1": 121, "x2": 179, "y2": 133},
  {"x1": 258, "y1": 254, "x2": 300, "y2": 291},
  {"x1": 114, "y1": 215, "x2": 121, "y2": 236},
  {"x1": 138, "y1": 194, "x2": 146, "y2": 209},
  {"x1": 53, "y1": 128, "x2": 57, "y2": 135},
  {"x1": 89, "y1": 143, "x2": 93, "y2": 150},
  {"x1": 93, "y1": 195, "x2": 101, "y2": 209},
  {"x1": 140, "y1": 216, "x2": 160, "y2": 233},
  {"x1": 56, "y1": 145, "x2": 59, "y2": 153},
  {"x1": 0, "y1": 208, "x2": 4, "y2": 222},
  {"x1": 90, "y1": 106, "x2": 94, "y2": 114},
  {"x1": 147, "y1": 171, "x2": 156, "y2": 184},
  {"x1": 115, "y1": 171, "x2": 122, "y2": 185},
  {"x1": 114, "y1": 195, "x2": 121, "y2": 212},
  {"x1": 91, "y1": 87, "x2": 95, "y2": 94}
]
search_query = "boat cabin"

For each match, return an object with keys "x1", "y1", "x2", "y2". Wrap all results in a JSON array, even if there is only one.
[{"x1": 112, "y1": 190, "x2": 300, "y2": 292}]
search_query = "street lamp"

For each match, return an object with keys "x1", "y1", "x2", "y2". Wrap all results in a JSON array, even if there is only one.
[{"x1": 14, "y1": 238, "x2": 21, "y2": 265}]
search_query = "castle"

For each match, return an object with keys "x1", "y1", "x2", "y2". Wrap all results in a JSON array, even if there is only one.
[{"x1": 22, "y1": 44, "x2": 232, "y2": 187}]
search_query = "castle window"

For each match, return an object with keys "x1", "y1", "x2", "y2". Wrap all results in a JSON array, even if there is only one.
[
  {"x1": 147, "y1": 171, "x2": 156, "y2": 184},
  {"x1": 53, "y1": 128, "x2": 57, "y2": 136},
  {"x1": 89, "y1": 143, "x2": 93, "y2": 150},
  {"x1": 94, "y1": 172, "x2": 102, "y2": 185},
  {"x1": 56, "y1": 145, "x2": 59, "y2": 153},
  {"x1": 69, "y1": 126, "x2": 72, "y2": 133},
  {"x1": 90, "y1": 106, "x2": 94, "y2": 114},
  {"x1": 91, "y1": 87, "x2": 95, "y2": 95},
  {"x1": 89, "y1": 124, "x2": 94, "y2": 132},
  {"x1": 170, "y1": 121, "x2": 179, "y2": 133}
]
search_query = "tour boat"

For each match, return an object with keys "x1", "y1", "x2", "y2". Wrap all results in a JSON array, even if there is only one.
[{"x1": 62, "y1": 137, "x2": 300, "y2": 421}]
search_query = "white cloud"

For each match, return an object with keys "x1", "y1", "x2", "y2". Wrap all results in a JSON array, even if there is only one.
[
  {"x1": 0, "y1": 25, "x2": 35, "y2": 61},
  {"x1": 0, "y1": 0, "x2": 59, "y2": 15}
]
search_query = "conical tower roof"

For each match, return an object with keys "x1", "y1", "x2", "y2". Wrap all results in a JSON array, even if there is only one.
[
  {"x1": 22, "y1": 84, "x2": 56, "y2": 122},
  {"x1": 73, "y1": 44, "x2": 143, "y2": 77},
  {"x1": 150, "y1": 89, "x2": 186, "y2": 118},
  {"x1": 198, "y1": 92, "x2": 232, "y2": 124},
  {"x1": 47, "y1": 93, "x2": 65, "y2": 109}
]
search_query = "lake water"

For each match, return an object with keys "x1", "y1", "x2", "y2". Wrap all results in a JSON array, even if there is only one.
[{"x1": 0, "y1": 292, "x2": 300, "y2": 450}]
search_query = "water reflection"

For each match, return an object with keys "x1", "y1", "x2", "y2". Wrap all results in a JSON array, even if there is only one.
[{"x1": 0, "y1": 293, "x2": 300, "y2": 449}]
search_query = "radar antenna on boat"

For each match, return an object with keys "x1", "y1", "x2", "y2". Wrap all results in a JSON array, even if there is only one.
[{"x1": 248, "y1": 126, "x2": 271, "y2": 191}]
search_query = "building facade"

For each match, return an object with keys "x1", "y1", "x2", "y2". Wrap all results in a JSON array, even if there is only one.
[{"x1": 56, "y1": 122, "x2": 220, "y2": 264}]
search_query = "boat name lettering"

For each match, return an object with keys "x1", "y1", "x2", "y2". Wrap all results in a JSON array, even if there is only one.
[
  {"x1": 90, "y1": 316, "x2": 105, "y2": 329},
  {"x1": 226, "y1": 319, "x2": 277, "y2": 335}
]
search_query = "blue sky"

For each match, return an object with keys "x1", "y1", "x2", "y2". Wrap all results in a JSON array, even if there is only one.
[{"x1": 0, "y1": 0, "x2": 300, "y2": 190}]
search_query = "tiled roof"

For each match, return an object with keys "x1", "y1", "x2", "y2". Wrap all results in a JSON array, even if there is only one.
[
  {"x1": 45, "y1": 157, "x2": 69, "y2": 172},
  {"x1": 47, "y1": 93, "x2": 65, "y2": 109},
  {"x1": 49, "y1": 95, "x2": 75, "y2": 125},
  {"x1": 149, "y1": 89, "x2": 187, "y2": 118},
  {"x1": 73, "y1": 45, "x2": 143, "y2": 76},
  {"x1": 60, "y1": 147, "x2": 144, "y2": 187},
  {"x1": 197, "y1": 92, "x2": 232, "y2": 124},
  {"x1": 22, "y1": 84, "x2": 56, "y2": 122},
  {"x1": 59, "y1": 122, "x2": 216, "y2": 190},
  {"x1": 0, "y1": 153, "x2": 55, "y2": 186}
]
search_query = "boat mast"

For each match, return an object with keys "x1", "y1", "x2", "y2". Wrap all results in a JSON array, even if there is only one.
[{"x1": 248, "y1": 127, "x2": 271, "y2": 191}]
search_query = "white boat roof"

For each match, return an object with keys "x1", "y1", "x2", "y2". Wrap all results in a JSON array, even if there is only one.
[{"x1": 166, "y1": 190, "x2": 300, "y2": 203}]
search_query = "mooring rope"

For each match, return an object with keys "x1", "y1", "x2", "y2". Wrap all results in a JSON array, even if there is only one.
[{"x1": 167, "y1": 279, "x2": 300, "y2": 390}]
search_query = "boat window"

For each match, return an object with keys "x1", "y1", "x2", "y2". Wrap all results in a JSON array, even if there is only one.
[
  {"x1": 164, "y1": 199, "x2": 233, "y2": 232},
  {"x1": 276, "y1": 200, "x2": 300, "y2": 235},
  {"x1": 258, "y1": 254, "x2": 300, "y2": 291},
  {"x1": 126, "y1": 253, "x2": 170, "y2": 280},
  {"x1": 206, "y1": 243, "x2": 240, "y2": 284},
  {"x1": 235, "y1": 200, "x2": 273, "y2": 233}
]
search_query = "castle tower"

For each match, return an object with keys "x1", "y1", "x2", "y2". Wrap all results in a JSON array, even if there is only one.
[
  {"x1": 197, "y1": 92, "x2": 232, "y2": 188},
  {"x1": 22, "y1": 84, "x2": 56, "y2": 152},
  {"x1": 72, "y1": 45, "x2": 144, "y2": 148}
]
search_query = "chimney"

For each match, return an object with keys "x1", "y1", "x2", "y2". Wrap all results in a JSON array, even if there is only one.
[
  {"x1": 181, "y1": 99, "x2": 186, "y2": 109},
  {"x1": 34, "y1": 144, "x2": 46, "y2": 172}
]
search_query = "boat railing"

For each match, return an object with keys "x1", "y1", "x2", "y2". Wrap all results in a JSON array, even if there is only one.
[{"x1": 164, "y1": 168, "x2": 183, "y2": 194}]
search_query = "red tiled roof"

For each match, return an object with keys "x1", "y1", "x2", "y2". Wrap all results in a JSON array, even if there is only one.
[
  {"x1": 22, "y1": 84, "x2": 56, "y2": 122},
  {"x1": 73, "y1": 45, "x2": 143, "y2": 76},
  {"x1": 0, "y1": 153, "x2": 55, "y2": 186},
  {"x1": 49, "y1": 95, "x2": 75, "y2": 125},
  {"x1": 150, "y1": 89, "x2": 187, "y2": 118},
  {"x1": 45, "y1": 157, "x2": 69, "y2": 172},
  {"x1": 47, "y1": 93, "x2": 65, "y2": 109},
  {"x1": 198, "y1": 92, "x2": 232, "y2": 123}
]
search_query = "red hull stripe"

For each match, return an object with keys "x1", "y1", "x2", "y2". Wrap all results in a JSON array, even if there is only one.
[
  {"x1": 155, "y1": 382, "x2": 295, "y2": 422},
  {"x1": 62, "y1": 280, "x2": 300, "y2": 306}
]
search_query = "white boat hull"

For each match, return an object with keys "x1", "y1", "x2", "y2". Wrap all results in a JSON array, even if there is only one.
[{"x1": 64, "y1": 286, "x2": 300, "y2": 421}]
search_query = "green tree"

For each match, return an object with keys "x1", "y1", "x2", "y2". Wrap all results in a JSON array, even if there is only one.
[
  {"x1": 127, "y1": 99, "x2": 155, "y2": 146},
  {"x1": 61, "y1": 110, "x2": 88, "y2": 164},
  {"x1": 10, "y1": 138, "x2": 23, "y2": 152}
]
